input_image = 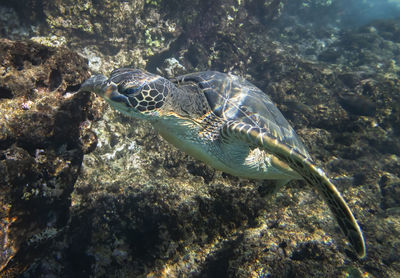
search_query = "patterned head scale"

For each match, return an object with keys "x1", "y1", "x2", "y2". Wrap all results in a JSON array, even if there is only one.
[
  {"x1": 80, "y1": 68, "x2": 170, "y2": 115},
  {"x1": 107, "y1": 68, "x2": 170, "y2": 113}
]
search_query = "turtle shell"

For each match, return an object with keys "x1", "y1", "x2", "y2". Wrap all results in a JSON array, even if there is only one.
[{"x1": 174, "y1": 71, "x2": 312, "y2": 161}]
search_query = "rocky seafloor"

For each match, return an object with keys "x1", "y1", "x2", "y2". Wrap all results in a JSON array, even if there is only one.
[{"x1": 0, "y1": 0, "x2": 400, "y2": 277}]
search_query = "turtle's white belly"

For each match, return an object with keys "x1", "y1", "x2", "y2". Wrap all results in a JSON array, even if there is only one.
[{"x1": 154, "y1": 122, "x2": 300, "y2": 181}]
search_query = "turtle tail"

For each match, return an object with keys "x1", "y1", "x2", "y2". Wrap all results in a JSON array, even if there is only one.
[{"x1": 224, "y1": 121, "x2": 366, "y2": 258}]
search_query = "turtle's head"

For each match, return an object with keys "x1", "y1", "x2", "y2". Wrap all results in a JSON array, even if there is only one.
[{"x1": 80, "y1": 68, "x2": 170, "y2": 119}]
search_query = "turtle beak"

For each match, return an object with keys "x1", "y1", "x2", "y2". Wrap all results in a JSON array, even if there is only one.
[
  {"x1": 79, "y1": 74, "x2": 131, "y2": 107},
  {"x1": 78, "y1": 74, "x2": 108, "y2": 96}
]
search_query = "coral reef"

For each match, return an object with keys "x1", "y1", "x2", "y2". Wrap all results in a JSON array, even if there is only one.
[
  {"x1": 0, "y1": 39, "x2": 97, "y2": 276},
  {"x1": 0, "y1": 0, "x2": 399, "y2": 277}
]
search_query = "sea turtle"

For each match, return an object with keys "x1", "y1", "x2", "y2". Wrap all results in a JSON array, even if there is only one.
[{"x1": 79, "y1": 68, "x2": 366, "y2": 258}]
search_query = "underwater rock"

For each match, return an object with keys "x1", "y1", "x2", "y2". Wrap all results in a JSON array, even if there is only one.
[
  {"x1": 338, "y1": 93, "x2": 377, "y2": 117},
  {"x1": 0, "y1": 38, "x2": 96, "y2": 276}
]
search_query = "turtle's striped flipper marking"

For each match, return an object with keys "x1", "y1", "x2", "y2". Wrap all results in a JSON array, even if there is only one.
[{"x1": 222, "y1": 120, "x2": 366, "y2": 258}]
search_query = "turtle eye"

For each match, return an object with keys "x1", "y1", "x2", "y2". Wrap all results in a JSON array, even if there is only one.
[
  {"x1": 121, "y1": 85, "x2": 144, "y2": 95},
  {"x1": 118, "y1": 81, "x2": 146, "y2": 96}
]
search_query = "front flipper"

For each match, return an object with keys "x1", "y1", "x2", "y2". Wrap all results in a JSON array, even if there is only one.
[{"x1": 221, "y1": 120, "x2": 366, "y2": 258}]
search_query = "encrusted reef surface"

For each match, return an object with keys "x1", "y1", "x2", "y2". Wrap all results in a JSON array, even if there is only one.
[
  {"x1": 1, "y1": 0, "x2": 400, "y2": 277},
  {"x1": 0, "y1": 39, "x2": 98, "y2": 276}
]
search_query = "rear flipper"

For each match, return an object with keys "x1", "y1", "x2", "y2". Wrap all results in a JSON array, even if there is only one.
[
  {"x1": 260, "y1": 135, "x2": 366, "y2": 257},
  {"x1": 302, "y1": 166, "x2": 366, "y2": 258},
  {"x1": 224, "y1": 121, "x2": 366, "y2": 258}
]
